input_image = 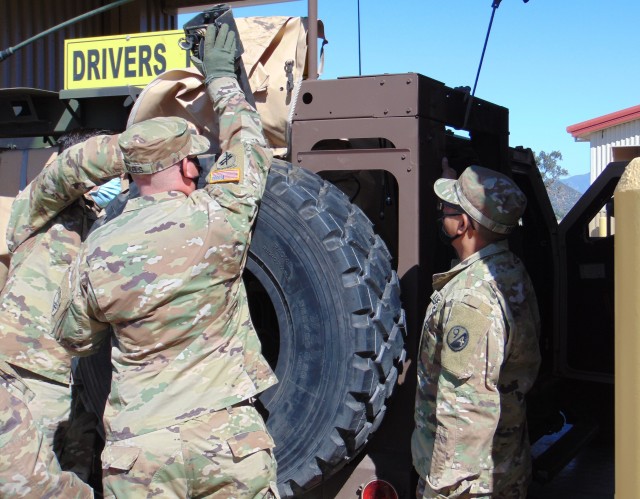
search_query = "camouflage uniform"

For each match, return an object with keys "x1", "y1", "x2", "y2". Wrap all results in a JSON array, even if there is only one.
[
  {"x1": 412, "y1": 166, "x2": 541, "y2": 498},
  {"x1": 53, "y1": 77, "x2": 279, "y2": 498},
  {"x1": 0, "y1": 135, "x2": 124, "y2": 446},
  {"x1": 0, "y1": 359, "x2": 92, "y2": 498}
]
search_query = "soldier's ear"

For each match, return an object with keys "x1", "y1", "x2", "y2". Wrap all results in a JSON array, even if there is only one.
[
  {"x1": 460, "y1": 213, "x2": 475, "y2": 234},
  {"x1": 181, "y1": 157, "x2": 200, "y2": 180}
]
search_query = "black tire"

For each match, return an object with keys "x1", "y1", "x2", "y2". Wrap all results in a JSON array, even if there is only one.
[
  {"x1": 77, "y1": 160, "x2": 406, "y2": 497},
  {"x1": 248, "y1": 160, "x2": 406, "y2": 497}
]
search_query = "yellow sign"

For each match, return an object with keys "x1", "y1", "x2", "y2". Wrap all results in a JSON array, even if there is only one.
[{"x1": 64, "y1": 30, "x2": 193, "y2": 90}]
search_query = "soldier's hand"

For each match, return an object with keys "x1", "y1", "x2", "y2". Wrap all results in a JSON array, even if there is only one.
[{"x1": 199, "y1": 24, "x2": 237, "y2": 85}]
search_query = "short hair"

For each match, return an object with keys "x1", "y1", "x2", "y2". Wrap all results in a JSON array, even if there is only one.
[
  {"x1": 57, "y1": 128, "x2": 115, "y2": 153},
  {"x1": 471, "y1": 216, "x2": 508, "y2": 244}
]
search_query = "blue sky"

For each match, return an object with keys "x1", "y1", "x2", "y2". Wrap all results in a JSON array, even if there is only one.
[{"x1": 181, "y1": 0, "x2": 639, "y2": 178}]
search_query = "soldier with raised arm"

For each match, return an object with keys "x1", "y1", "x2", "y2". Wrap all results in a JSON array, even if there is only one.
[
  {"x1": 53, "y1": 24, "x2": 279, "y2": 497},
  {"x1": 0, "y1": 129, "x2": 123, "y2": 451}
]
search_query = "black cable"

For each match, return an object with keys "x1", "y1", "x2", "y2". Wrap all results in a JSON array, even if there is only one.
[
  {"x1": 0, "y1": 0, "x2": 135, "y2": 62},
  {"x1": 357, "y1": 0, "x2": 362, "y2": 75},
  {"x1": 463, "y1": 1, "x2": 501, "y2": 129}
]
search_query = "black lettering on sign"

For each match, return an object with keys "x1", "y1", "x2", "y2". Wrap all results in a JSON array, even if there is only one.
[
  {"x1": 154, "y1": 44, "x2": 166, "y2": 75},
  {"x1": 71, "y1": 37, "x2": 178, "y2": 83},
  {"x1": 109, "y1": 47, "x2": 123, "y2": 78},
  {"x1": 139, "y1": 45, "x2": 152, "y2": 76},
  {"x1": 124, "y1": 46, "x2": 136, "y2": 78},
  {"x1": 73, "y1": 51, "x2": 85, "y2": 81},
  {"x1": 87, "y1": 49, "x2": 100, "y2": 80}
]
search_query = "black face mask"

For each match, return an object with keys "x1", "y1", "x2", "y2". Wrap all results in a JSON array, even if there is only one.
[{"x1": 437, "y1": 214, "x2": 463, "y2": 246}]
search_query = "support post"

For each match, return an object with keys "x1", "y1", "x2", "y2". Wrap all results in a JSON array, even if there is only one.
[
  {"x1": 614, "y1": 156, "x2": 640, "y2": 498},
  {"x1": 307, "y1": 0, "x2": 318, "y2": 79}
]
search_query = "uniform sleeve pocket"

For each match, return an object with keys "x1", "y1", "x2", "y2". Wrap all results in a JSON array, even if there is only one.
[
  {"x1": 227, "y1": 429, "x2": 275, "y2": 459},
  {"x1": 441, "y1": 301, "x2": 492, "y2": 379},
  {"x1": 101, "y1": 445, "x2": 140, "y2": 471}
]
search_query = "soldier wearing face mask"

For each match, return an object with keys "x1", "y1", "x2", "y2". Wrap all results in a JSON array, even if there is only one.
[
  {"x1": 52, "y1": 24, "x2": 279, "y2": 498},
  {"x1": 413, "y1": 165, "x2": 541, "y2": 498},
  {"x1": 0, "y1": 128, "x2": 123, "y2": 468},
  {"x1": 88, "y1": 176, "x2": 123, "y2": 209}
]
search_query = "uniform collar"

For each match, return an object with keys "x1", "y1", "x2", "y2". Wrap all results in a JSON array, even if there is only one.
[
  {"x1": 123, "y1": 190, "x2": 187, "y2": 213},
  {"x1": 432, "y1": 240, "x2": 509, "y2": 290}
]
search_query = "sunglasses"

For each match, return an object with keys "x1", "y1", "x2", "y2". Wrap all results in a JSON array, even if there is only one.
[
  {"x1": 438, "y1": 213, "x2": 464, "y2": 222},
  {"x1": 437, "y1": 201, "x2": 462, "y2": 213}
]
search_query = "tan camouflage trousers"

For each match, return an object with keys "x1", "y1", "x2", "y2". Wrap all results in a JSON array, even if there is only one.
[
  {"x1": 15, "y1": 368, "x2": 71, "y2": 450},
  {"x1": 102, "y1": 403, "x2": 279, "y2": 498},
  {"x1": 0, "y1": 365, "x2": 92, "y2": 498},
  {"x1": 14, "y1": 369, "x2": 98, "y2": 485}
]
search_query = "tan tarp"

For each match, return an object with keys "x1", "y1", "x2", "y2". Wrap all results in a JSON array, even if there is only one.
[
  {"x1": 237, "y1": 16, "x2": 309, "y2": 148},
  {"x1": 129, "y1": 16, "x2": 325, "y2": 152},
  {"x1": 127, "y1": 67, "x2": 220, "y2": 151}
]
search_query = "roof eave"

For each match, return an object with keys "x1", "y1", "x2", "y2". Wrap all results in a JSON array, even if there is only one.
[{"x1": 567, "y1": 104, "x2": 640, "y2": 139}]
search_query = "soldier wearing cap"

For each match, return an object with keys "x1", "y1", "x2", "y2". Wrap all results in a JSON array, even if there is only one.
[
  {"x1": 412, "y1": 165, "x2": 541, "y2": 498},
  {"x1": 52, "y1": 24, "x2": 279, "y2": 498},
  {"x1": 0, "y1": 127, "x2": 123, "y2": 465}
]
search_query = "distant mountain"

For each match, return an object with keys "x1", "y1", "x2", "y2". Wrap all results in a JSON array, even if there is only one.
[
  {"x1": 561, "y1": 173, "x2": 590, "y2": 194},
  {"x1": 546, "y1": 181, "x2": 582, "y2": 220}
]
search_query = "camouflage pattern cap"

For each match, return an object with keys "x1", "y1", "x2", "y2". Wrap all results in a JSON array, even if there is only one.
[
  {"x1": 119, "y1": 116, "x2": 210, "y2": 175},
  {"x1": 434, "y1": 165, "x2": 527, "y2": 234}
]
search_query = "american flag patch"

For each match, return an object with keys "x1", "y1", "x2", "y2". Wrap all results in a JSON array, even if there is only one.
[{"x1": 207, "y1": 168, "x2": 241, "y2": 184}]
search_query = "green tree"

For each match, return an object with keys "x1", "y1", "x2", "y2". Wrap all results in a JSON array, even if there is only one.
[
  {"x1": 534, "y1": 149, "x2": 581, "y2": 220},
  {"x1": 535, "y1": 150, "x2": 568, "y2": 189}
]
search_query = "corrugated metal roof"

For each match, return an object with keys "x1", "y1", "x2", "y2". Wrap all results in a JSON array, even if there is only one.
[
  {"x1": 1, "y1": 0, "x2": 176, "y2": 92},
  {"x1": 567, "y1": 104, "x2": 640, "y2": 139}
]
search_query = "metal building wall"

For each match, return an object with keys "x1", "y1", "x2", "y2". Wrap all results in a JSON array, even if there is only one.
[
  {"x1": 589, "y1": 120, "x2": 640, "y2": 182},
  {"x1": 0, "y1": 0, "x2": 176, "y2": 92}
]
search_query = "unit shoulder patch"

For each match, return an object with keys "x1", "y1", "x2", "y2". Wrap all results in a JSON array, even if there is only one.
[
  {"x1": 217, "y1": 151, "x2": 237, "y2": 168},
  {"x1": 441, "y1": 301, "x2": 492, "y2": 379},
  {"x1": 206, "y1": 151, "x2": 242, "y2": 184},
  {"x1": 446, "y1": 325, "x2": 469, "y2": 352}
]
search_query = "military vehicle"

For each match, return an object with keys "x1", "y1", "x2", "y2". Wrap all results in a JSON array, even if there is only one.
[{"x1": 0, "y1": 0, "x2": 620, "y2": 497}]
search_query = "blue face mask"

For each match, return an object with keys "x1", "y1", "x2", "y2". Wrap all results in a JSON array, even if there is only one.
[{"x1": 89, "y1": 177, "x2": 122, "y2": 208}]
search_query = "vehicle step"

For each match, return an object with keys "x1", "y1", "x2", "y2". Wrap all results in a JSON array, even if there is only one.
[{"x1": 532, "y1": 417, "x2": 600, "y2": 483}]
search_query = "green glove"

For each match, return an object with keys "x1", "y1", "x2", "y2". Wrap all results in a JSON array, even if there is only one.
[{"x1": 191, "y1": 23, "x2": 237, "y2": 85}]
